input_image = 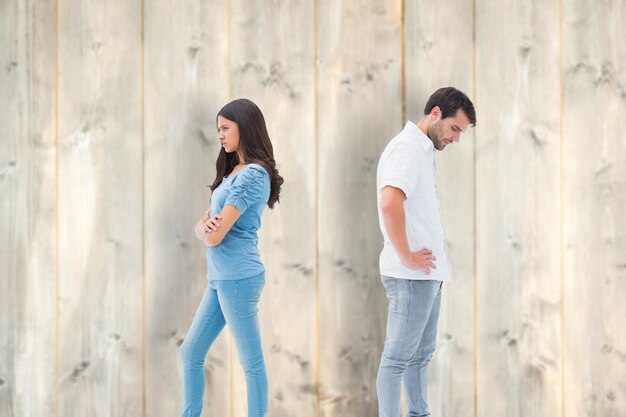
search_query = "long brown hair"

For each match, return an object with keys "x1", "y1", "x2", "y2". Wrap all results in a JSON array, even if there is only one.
[{"x1": 210, "y1": 98, "x2": 284, "y2": 209}]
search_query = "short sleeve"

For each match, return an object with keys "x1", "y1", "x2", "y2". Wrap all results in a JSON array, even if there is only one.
[
  {"x1": 379, "y1": 143, "x2": 420, "y2": 198},
  {"x1": 225, "y1": 165, "x2": 268, "y2": 214}
]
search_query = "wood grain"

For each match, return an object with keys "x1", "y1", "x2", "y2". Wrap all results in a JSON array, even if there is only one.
[
  {"x1": 0, "y1": 1, "x2": 56, "y2": 416},
  {"x1": 144, "y1": 0, "x2": 230, "y2": 416},
  {"x1": 229, "y1": 1, "x2": 318, "y2": 416},
  {"x1": 54, "y1": 1, "x2": 142, "y2": 416},
  {"x1": 404, "y1": 1, "x2": 475, "y2": 416},
  {"x1": 56, "y1": 0, "x2": 143, "y2": 416},
  {"x1": 317, "y1": 1, "x2": 403, "y2": 416},
  {"x1": 563, "y1": 1, "x2": 626, "y2": 416},
  {"x1": 475, "y1": 1, "x2": 562, "y2": 416},
  {"x1": 3, "y1": 2, "x2": 626, "y2": 416}
]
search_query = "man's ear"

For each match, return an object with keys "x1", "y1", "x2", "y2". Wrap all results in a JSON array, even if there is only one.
[{"x1": 430, "y1": 106, "x2": 442, "y2": 122}]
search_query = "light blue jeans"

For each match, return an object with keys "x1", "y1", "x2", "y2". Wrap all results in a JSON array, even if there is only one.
[
  {"x1": 180, "y1": 273, "x2": 267, "y2": 417},
  {"x1": 377, "y1": 276, "x2": 443, "y2": 417}
]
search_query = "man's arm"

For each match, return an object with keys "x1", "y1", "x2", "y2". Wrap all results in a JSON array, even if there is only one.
[{"x1": 380, "y1": 185, "x2": 436, "y2": 273}]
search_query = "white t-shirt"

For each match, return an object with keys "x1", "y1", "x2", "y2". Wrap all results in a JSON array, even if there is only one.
[{"x1": 376, "y1": 121, "x2": 451, "y2": 281}]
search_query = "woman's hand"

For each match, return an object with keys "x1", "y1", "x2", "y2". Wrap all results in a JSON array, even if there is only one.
[
  {"x1": 195, "y1": 209, "x2": 212, "y2": 240},
  {"x1": 205, "y1": 214, "x2": 222, "y2": 233},
  {"x1": 202, "y1": 206, "x2": 240, "y2": 247}
]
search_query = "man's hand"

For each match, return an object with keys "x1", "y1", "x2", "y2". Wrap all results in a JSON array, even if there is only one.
[{"x1": 400, "y1": 248, "x2": 437, "y2": 274}]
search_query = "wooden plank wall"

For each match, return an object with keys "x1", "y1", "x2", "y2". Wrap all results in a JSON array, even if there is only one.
[
  {"x1": 404, "y1": 1, "x2": 475, "y2": 416},
  {"x1": 57, "y1": 0, "x2": 143, "y2": 415},
  {"x1": 0, "y1": 1, "x2": 56, "y2": 416},
  {"x1": 475, "y1": 1, "x2": 562, "y2": 417},
  {"x1": 1, "y1": 1, "x2": 625, "y2": 417},
  {"x1": 563, "y1": 1, "x2": 626, "y2": 416},
  {"x1": 144, "y1": 1, "x2": 230, "y2": 416},
  {"x1": 229, "y1": 1, "x2": 317, "y2": 416},
  {"x1": 317, "y1": 1, "x2": 402, "y2": 416}
]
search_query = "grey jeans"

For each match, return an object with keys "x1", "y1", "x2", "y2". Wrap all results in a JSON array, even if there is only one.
[{"x1": 376, "y1": 276, "x2": 443, "y2": 417}]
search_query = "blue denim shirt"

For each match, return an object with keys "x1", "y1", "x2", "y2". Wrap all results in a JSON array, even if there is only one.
[{"x1": 206, "y1": 163, "x2": 271, "y2": 280}]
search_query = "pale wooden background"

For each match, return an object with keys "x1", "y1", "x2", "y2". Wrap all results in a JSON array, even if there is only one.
[{"x1": 1, "y1": 1, "x2": 625, "y2": 417}]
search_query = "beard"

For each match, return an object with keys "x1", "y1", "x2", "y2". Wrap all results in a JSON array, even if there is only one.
[{"x1": 427, "y1": 122, "x2": 447, "y2": 151}]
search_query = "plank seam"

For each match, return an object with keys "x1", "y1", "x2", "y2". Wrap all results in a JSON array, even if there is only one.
[
  {"x1": 401, "y1": 0, "x2": 406, "y2": 124},
  {"x1": 227, "y1": 1, "x2": 234, "y2": 416},
  {"x1": 313, "y1": 0, "x2": 321, "y2": 416},
  {"x1": 141, "y1": 0, "x2": 147, "y2": 415},
  {"x1": 54, "y1": 0, "x2": 60, "y2": 415},
  {"x1": 472, "y1": 0, "x2": 478, "y2": 416},
  {"x1": 558, "y1": 0, "x2": 565, "y2": 415}
]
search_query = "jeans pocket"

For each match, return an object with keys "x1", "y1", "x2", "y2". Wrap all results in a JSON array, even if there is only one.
[
  {"x1": 246, "y1": 275, "x2": 265, "y2": 302},
  {"x1": 382, "y1": 277, "x2": 398, "y2": 312}
]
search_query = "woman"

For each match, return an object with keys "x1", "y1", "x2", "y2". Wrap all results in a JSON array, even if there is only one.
[{"x1": 180, "y1": 98, "x2": 283, "y2": 417}]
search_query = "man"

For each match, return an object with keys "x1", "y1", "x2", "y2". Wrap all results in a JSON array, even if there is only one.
[{"x1": 376, "y1": 87, "x2": 476, "y2": 417}]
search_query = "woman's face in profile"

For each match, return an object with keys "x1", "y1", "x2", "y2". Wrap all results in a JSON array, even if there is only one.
[{"x1": 217, "y1": 115, "x2": 240, "y2": 154}]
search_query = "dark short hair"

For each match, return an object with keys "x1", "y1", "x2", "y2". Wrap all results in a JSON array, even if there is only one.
[{"x1": 424, "y1": 87, "x2": 476, "y2": 127}]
